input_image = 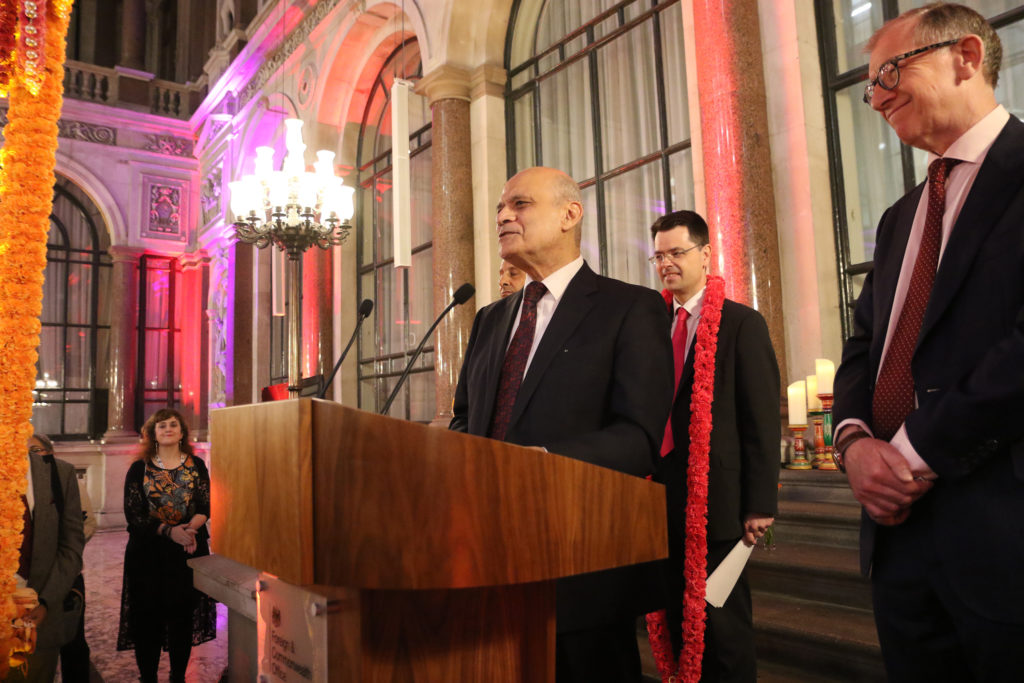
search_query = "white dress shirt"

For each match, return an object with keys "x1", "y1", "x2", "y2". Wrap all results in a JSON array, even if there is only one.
[{"x1": 508, "y1": 255, "x2": 585, "y2": 377}]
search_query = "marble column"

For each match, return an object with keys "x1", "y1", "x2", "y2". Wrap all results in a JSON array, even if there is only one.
[
  {"x1": 302, "y1": 247, "x2": 333, "y2": 385},
  {"x1": 416, "y1": 65, "x2": 476, "y2": 425},
  {"x1": 691, "y1": 0, "x2": 787, "y2": 383},
  {"x1": 179, "y1": 252, "x2": 211, "y2": 439},
  {"x1": 105, "y1": 247, "x2": 142, "y2": 440},
  {"x1": 119, "y1": 0, "x2": 146, "y2": 71}
]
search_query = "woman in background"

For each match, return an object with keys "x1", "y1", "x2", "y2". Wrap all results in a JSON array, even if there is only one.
[{"x1": 116, "y1": 408, "x2": 216, "y2": 683}]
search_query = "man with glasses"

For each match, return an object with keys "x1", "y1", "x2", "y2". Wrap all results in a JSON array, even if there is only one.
[
  {"x1": 832, "y1": 3, "x2": 1024, "y2": 679},
  {"x1": 12, "y1": 434, "x2": 85, "y2": 683},
  {"x1": 647, "y1": 210, "x2": 779, "y2": 682}
]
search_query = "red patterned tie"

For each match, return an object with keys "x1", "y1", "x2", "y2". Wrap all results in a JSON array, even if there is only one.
[
  {"x1": 488, "y1": 281, "x2": 547, "y2": 441},
  {"x1": 872, "y1": 157, "x2": 961, "y2": 441},
  {"x1": 660, "y1": 306, "x2": 690, "y2": 456}
]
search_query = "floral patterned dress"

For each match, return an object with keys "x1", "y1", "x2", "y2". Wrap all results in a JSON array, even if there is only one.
[{"x1": 116, "y1": 455, "x2": 216, "y2": 650}]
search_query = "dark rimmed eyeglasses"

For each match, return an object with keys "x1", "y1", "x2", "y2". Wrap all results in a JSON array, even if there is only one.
[{"x1": 862, "y1": 38, "x2": 961, "y2": 104}]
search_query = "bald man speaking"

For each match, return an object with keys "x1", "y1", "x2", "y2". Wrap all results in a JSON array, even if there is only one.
[{"x1": 450, "y1": 167, "x2": 673, "y2": 682}]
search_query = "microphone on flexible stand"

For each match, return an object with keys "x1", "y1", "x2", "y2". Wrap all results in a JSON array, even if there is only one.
[
  {"x1": 380, "y1": 283, "x2": 475, "y2": 416},
  {"x1": 318, "y1": 298, "x2": 374, "y2": 399}
]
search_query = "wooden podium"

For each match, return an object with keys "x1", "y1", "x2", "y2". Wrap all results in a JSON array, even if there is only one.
[{"x1": 210, "y1": 399, "x2": 667, "y2": 682}]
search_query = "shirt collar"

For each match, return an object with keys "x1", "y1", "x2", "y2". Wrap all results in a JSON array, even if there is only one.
[
  {"x1": 672, "y1": 286, "x2": 706, "y2": 319},
  {"x1": 930, "y1": 104, "x2": 1009, "y2": 166},
  {"x1": 525, "y1": 254, "x2": 585, "y2": 303}
]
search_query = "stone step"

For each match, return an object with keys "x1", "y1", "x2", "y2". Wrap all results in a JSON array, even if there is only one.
[
  {"x1": 779, "y1": 469, "x2": 856, "y2": 505},
  {"x1": 750, "y1": 541, "x2": 871, "y2": 611},
  {"x1": 753, "y1": 592, "x2": 884, "y2": 682},
  {"x1": 773, "y1": 499, "x2": 861, "y2": 548}
]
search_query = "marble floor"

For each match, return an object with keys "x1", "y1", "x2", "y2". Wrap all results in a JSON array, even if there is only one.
[{"x1": 73, "y1": 529, "x2": 227, "y2": 683}]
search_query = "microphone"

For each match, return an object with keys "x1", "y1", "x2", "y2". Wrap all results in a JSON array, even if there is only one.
[
  {"x1": 318, "y1": 299, "x2": 374, "y2": 399},
  {"x1": 380, "y1": 283, "x2": 475, "y2": 415}
]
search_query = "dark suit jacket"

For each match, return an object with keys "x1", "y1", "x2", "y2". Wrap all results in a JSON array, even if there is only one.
[
  {"x1": 450, "y1": 261, "x2": 674, "y2": 631},
  {"x1": 26, "y1": 454, "x2": 85, "y2": 650},
  {"x1": 833, "y1": 115, "x2": 1024, "y2": 623},
  {"x1": 656, "y1": 299, "x2": 780, "y2": 585}
]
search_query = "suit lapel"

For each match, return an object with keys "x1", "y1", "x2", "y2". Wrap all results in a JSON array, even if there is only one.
[
  {"x1": 28, "y1": 454, "x2": 55, "y2": 587},
  {"x1": 509, "y1": 264, "x2": 598, "y2": 428},
  {"x1": 919, "y1": 117, "x2": 1024, "y2": 345}
]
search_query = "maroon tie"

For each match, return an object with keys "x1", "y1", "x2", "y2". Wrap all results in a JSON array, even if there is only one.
[
  {"x1": 18, "y1": 494, "x2": 33, "y2": 578},
  {"x1": 488, "y1": 281, "x2": 547, "y2": 441},
  {"x1": 660, "y1": 306, "x2": 690, "y2": 456},
  {"x1": 872, "y1": 157, "x2": 961, "y2": 441}
]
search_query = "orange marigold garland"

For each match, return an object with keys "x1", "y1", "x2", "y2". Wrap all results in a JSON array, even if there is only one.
[
  {"x1": 0, "y1": 0, "x2": 16, "y2": 96},
  {"x1": 0, "y1": 0, "x2": 73, "y2": 674},
  {"x1": 646, "y1": 275, "x2": 724, "y2": 683}
]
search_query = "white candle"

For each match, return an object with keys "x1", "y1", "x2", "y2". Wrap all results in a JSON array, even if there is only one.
[
  {"x1": 816, "y1": 358, "x2": 835, "y2": 395},
  {"x1": 806, "y1": 374, "x2": 820, "y2": 410},
  {"x1": 787, "y1": 381, "x2": 807, "y2": 426}
]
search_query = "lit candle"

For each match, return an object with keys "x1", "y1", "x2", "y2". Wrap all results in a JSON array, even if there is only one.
[
  {"x1": 806, "y1": 374, "x2": 821, "y2": 410},
  {"x1": 816, "y1": 358, "x2": 835, "y2": 395},
  {"x1": 787, "y1": 380, "x2": 807, "y2": 426}
]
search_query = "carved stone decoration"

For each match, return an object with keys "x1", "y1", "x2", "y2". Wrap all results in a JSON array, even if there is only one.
[
  {"x1": 239, "y1": 0, "x2": 342, "y2": 110},
  {"x1": 201, "y1": 166, "x2": 223, "y2": 226},
  {"x1": 140, "y1": 178, "x2": 188, "y2": 243},
  {"x1": 144, "y1": 134, "x2": 194, "y2": 157},
  {"x1": 58, "y1": 119, "x2": 118, "y2": 145},
  {"x1": 206, "y1": 230, "x2": 234, "y2": 410},
  {"x1": 297, "y1": 62, "x2": 317, "y2": 107}
]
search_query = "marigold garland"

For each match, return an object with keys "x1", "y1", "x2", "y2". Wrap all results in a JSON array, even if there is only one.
[
  {"x1": 0, "y1": 0, "x2": 73, "y2": 674},
  {"x1": 646, "y1": 274, "x2": 725, "y2": 683}
]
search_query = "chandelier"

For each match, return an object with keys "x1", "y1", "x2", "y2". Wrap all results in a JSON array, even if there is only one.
[{"x1": 228, "y1": 118, "x2": 355, "y2": 257}]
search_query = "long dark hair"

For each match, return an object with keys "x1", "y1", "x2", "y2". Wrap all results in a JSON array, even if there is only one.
[{"x1": 138, "y1": 408, "x2": 195, "y2": 462}]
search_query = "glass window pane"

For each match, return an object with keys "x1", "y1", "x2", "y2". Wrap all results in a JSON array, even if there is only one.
[
  {"x1": 410, "y1": 148, "x2": 433, "y2": 246},
  {"x1": 374, "y1": 172, "x2": 395, "y2": 261},
  {"x1": 66, "y1": 328, "x2": 91, "y2": 388},
  {"x1": 669, "y1": 148, "x2": 696, "y2": 213},
  {"x1": 598, "y1": 22, "x2": 660, "y2": 171},
  {"x1": 67, "y1": 263, "x2": 93, "y2": 325},
  {"x1": 41, "y1": 260, "x2": 66, "y2": 325},
  {"x1": 580, "y1": 184, "x2": 601, "y2": 267},
  {"x1": 835, "y1": 81, "x2": 905, "y2": 264},
  {"x1": 144, "y1": 330, "x2": 169, "y2": 387},
  {"x1": 65, "y1": 402, "x2": 89, "y2": 435},
  {"x1": 407, "y1": 368, "x2": 436, "y2": 423},
  {"x1": 995, "y1": 21, "x2": 1024, "y2": 121},
  {"x1": 538, "y1": 58, "x2": 596, "y2": 179},
  {"x1": 660, "y1": 2, "x2": 690, "y2": 145},
  {"x1": 37, "y1": 327, "x2": 62, "y2": 387},
  {"x1": 513, "y1": 91, "x2": 536, "y2": 171},
  {"x1": 408, "y1": 248, "x2": 434, "y2": 353},
  {"x1": 832, "y1": 0, "x2": 885, "y2": 73},
  {"x1": 145, "y1": 262, "x2": 172, "y2": 327},
  {"x1": 604, "y1": 162, "x2": 665, "y2": 288},
  {"x1": 31, "y1": 403, "x2": 62, "y2": 437}
]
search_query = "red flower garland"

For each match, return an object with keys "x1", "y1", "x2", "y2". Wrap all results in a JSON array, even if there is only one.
[
  {"x1": 646, "y1": 274, "x2": 725, "y2": 683},
  {"x1": 0, "y1": 1, "x2": 17, "y2": 95}
]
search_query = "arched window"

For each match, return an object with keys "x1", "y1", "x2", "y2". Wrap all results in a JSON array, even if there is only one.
[
  {"x1": 505, "y1": 0, "x2": 694, "y2": 288},
  {"x1": 34, "y1": 178, "x2": 112, "y2": 438},
  {"x1": 355, "y1": 39, "x2": 435, "y2": 420}
]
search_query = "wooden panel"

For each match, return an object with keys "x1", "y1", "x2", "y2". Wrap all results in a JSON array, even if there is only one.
[
  {"x1": 360, "y1": 583, "x2": 555, "y2": 683},
  {"x1": 311, "y1": 400, "x2": 667, "y2": 590},
  {"x1": 210, "y1": 400, "x2": 314, "y2": 584}
]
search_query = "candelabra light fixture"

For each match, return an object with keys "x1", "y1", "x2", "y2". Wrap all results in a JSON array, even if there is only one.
[{"x1": 228, "y1": 118, "x2": 356, "y2": 397}]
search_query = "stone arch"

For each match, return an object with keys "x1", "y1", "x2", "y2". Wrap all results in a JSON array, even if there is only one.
[
  {"x1": 54, "y1": 150, "x2": 126, "y2": 246},
  {"x1": 428, "y1": 0, "x2": 515, "y2": 71}
]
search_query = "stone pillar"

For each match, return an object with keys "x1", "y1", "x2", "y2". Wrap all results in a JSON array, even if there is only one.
[
  {"x1": 690, "y1": 0, "x2": 787, "y2": 383},
  {"x1": 179, "y1": 252, "x2": 211, "y2": 439},
  {"x1": 105, "y1": 247, "x2": 141, "y2": 440},
  {"x1": 469, "y1": 64, "x2": 508, "y2": 308},
  {"x1": 119, "y1": 0, "x2": 146, "y2": 71},
  {"x1": 416, "y1": 65, "x2": 476, "y2": 425},
  {"x1": 302, "y1": 247, "x2": 333, "y2": 385}
]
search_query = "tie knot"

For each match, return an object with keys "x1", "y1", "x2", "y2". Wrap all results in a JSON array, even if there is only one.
[
  {"x1": 928, "y1": 157, "x2": 961, "y2": 186},
  {"x1": 676, "y1": 306, "x2": 689, "y2": 324},
  {"x1": 523, "y1": 281, "x2": 546, "y2": 306}
]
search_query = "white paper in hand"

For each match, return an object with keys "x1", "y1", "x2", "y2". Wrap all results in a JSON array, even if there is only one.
[{"x1": 704, "y1": 539, "x2": 753, "y2": 607}]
